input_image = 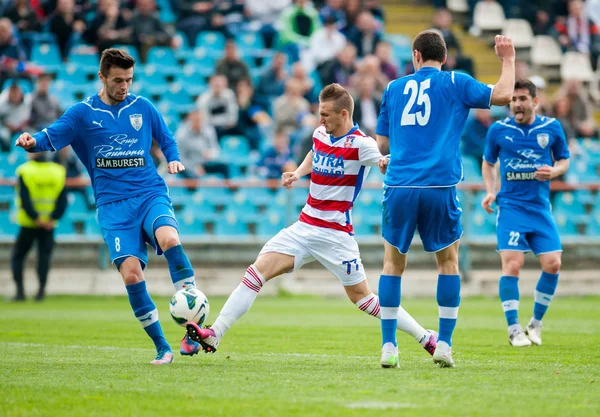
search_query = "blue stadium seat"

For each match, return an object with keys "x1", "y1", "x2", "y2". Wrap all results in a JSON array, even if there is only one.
[
  {"x1": 139, "y1": 65, "x2": 170, "y2": 97},
  {"x1": 176, "y1": 67, "x2": 207, "y2": 96},
  {"x1": 159, "y1": 4, "x2": 176, "y2": 23},
  {"x1": 256, "y1": 210, "x2": 286, "y2": 236},
  {"x1": 66, "y1": 192, "x2": 90, "y2": 215},
  {"x1": 196, "y1": 32, "x2": 226, "y2": 54},
  {"x1": 57, "y1": 63, "x2": 89, "y2": 85},
  {"x1": 68, "y1": 49, "x2": 99, "y2": 73},
  {"x1": 221, "y1": 136, "x2": 252, "y2": 165},
  {"x1": 553, "y1": 192, "x2": 586, "y2": 216},
  {"x1": 178, "y1": 211, "x2": 207, "y2": 236},
  {"x1": 553, "y1": 212, "x2": 578, "y2": 235},
  {"x1": 352, "y1": 214, "x2": 373, "y2": 236},
  {"x1": 213, "y1": 213, "x2": 250, "y2": 235},
  {"x1": 0, "y1": 211, "x2": 18, "y2": 235},
  {"x1": 185, "y1": 51, "x2": 217, "y2": 77},
  {"x1": 147, "y1": 47, "x2": 178, "y2": 68},
  {"x1": 462, "y1": 157, "x2": 482, "y2": 182},
  {"x1": 467, "y1": 210, "x2": 496, "y2": 236},
  {"x1": 31, "y1": 43, "x2": 62, "y2": 72},
  {"x1": 84, "y1": 216, "x2": 102, "y2": 236},
  {"x1": 55, "y1": 218, "x2": 76, "y2": 235},
  {"x1": 226, "y1": 203, "x2": 260, "y2": 223},
  {"x1": 574, "y1": 189, "x2": 596, "y2": 205},
  {"x1": 112, "y1": 44, "x2": 140, "y2": 63},
  {"x1": 236, "y1": 31, "x2": 265, "y2": 53},
  {"x1": 236, "y1": 186, "x2": 279, "y2": 207},
  {"x1": 585, "y1": 213, "x2": 600, "y2": 236},
  {"x1": 196, "y1": 187, "x2": 233, "y2": 206}
]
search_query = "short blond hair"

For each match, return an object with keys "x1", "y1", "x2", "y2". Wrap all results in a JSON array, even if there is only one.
[{"x1": 319, "y1": 83, "x2": 354, "y2": 116}]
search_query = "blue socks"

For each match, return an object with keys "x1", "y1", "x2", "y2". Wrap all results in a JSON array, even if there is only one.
[
  {"x1": 126, "y1": 281, "x2": 169, "y2": 351},
  {"x1": 164, "y1": 245, "x2": 196, "y2": 291},
  {"x1": 378, "y1": 275, "x2": 401, "y2": 347},
  {"x1": 533, "y1": 271, "x2": 559, "y2": 321},
  {"x1": 499, "y1": 276, "x2": 520, "y2": 327},
  {"x1": 437, "y1": 274, "x2": 461, "y2": 346}
]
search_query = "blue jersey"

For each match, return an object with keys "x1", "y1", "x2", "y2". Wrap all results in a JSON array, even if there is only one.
[
  {"x1": 376, "y1": 68, "x2": 493, "y2": 187},
  {"x1": 483, "y1": 115, "x2": 570, "y2": 210},
  {"x1": 31, "y1": 94, "x2": 179, "y2": 206}
]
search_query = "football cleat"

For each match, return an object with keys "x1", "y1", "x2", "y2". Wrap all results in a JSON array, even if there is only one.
[
  {"x1": 380, "y1": 342, "x2": 399, "y2": 368},
  {"x1": 432, "y1": 341, "x2": 455, "y2": 368},
  {"x1": 423, "y1": 330, "x2": 438, "y2": 356},
  {"x1": 180, "y1": 333, "x2": 201, "y2": 356},
  {"x1": 525, "y1": 320, "x2": 542, "y2": 346},
  {"x1": 509, "y1": 327, "x2": 531, "y2": 347},
  {"x1": 150, "y1": 346, "x2": 174, "y2": 365},
  {"x1": 186, "y1": 322, "x2": 219, "y2": 353}
]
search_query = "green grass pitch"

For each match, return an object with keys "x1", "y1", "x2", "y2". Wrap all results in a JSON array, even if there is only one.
[{"x1": 1, "y1": 295, "x2": 599, "y2": 417}]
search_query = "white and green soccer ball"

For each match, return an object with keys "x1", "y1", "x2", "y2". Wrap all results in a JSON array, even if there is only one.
[{"x1": 169, "y1": 288, "x2": 210, "y2": 327}]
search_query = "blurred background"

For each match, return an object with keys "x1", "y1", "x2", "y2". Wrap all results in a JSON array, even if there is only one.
[{"x1": 0, "y1": 0, "x2": 599, "y2": 298}]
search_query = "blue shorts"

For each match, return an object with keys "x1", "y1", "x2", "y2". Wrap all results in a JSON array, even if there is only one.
[
  {"x1": 382, "y1": 186, "x2": 463, "y2": 254},
  {"x1": 97, "y1": 192, "x2": 179, "y2": 269},
  {"x1": 496, "y1": 204, "x2": 562, "y2": 255}
]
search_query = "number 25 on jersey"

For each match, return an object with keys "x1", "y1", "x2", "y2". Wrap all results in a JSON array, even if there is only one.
[{"x1": 401, "y1": 79, "x2": 431, "y2": 126}]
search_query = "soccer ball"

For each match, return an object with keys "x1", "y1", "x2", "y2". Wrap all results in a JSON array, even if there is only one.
[{"x1": 169, "y1": 288, "x2": 210, "y2": 327}]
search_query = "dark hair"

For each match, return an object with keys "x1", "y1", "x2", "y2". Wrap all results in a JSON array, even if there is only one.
[
  {"x1": 514, "y1": 79, "x2": 537, "y2": 98},
  {"x1": 412, "y1": 30, "x2": 446, "y2": 63},
  {"x1": 100, "y1": 48, "x2": 135, "y2": 77},
  {"x1": 319, "y1": 83, "x2": 354, "y2": 116}
]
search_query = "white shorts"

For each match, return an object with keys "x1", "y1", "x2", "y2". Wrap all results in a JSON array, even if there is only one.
[{"x1": 259, "y1": 221, "x2": 366, "y2": 286}]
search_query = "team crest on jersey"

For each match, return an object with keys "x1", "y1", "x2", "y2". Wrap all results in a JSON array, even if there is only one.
[
  {"x1": 344, "y1": 135, "x2": 355, "y2": 148},
  {"x1": 129, "y1": 114, "x2": 143, "y2": 131},
  {"x1": 537, "y1": 133, "x2": 549, "y2": 149}
]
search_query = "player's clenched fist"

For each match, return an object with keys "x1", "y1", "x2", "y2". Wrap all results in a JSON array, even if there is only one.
[
  {"x1": 494, "y1": 35, "x2": 515, "y2": 61},
  {"x1": 282, "y1": 172, "x2": 300, "y2": 189},
  {"x1": 481, "y1": 192, "x2": 496, "y2": 214},
  {"x1": 167, "y1": 161, "x2": 185, "y2": 174},
  {"x1": 378, "y1": 157, "x2": 389, "y2": 175},
  {"x1": 15, "y1": 132, "x2": 36, "y2": 150}
]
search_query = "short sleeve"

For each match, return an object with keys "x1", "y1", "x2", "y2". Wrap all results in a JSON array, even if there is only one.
[
  {"x1": 358, "y1": 136, "x2": 383, "y2": 166},
  {"x1": 483, "y1": 123, "x2": 500, "y2": 164},
  {"x1": 32, "y1": 104, "x2": 80, "y2": 152},
  {"x1": 452, "y1": 71, "x2": 494, "y2": 109},
  {"x1": 551, "y1": 120, "x2": 570, "y2": 161},
  {"x1": 375, "y1": 85, "x2": 390, "y2": 136}
]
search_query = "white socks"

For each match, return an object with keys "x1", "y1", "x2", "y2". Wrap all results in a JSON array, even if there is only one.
[
  {"x1": 355, "y1": 293, "x2": 430, "y2": 343},
  {"x1": 211, "y1": 265, "x2": 265, "y2": 339}
]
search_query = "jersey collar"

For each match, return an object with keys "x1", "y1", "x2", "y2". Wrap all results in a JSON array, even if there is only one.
[{"x1": 330, "y1": 123, "x2": 359, "y2": 143}]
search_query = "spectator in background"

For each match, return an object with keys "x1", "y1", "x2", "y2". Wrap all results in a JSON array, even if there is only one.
[
  {"x1": 319, "y1": 0, "x2": 346, "y2": 29},
  {"x1": 0, "y1": 18, "x2": 28, "y2": 89},
  {"x1": 559, "y1": 79, "x2": 598, "y2": 138},
  {"x1": 48, "y1": 0, "x2": 86, "y2": 60},
  {"x1": 462, "y1": 109, "x2": 493, "y2": 174},
  {"x1": 235, "y1": 78, "x2": 272, "y2": 151},
  {"x1": 553, "y1": 96, "x2": 578, "y2": 141},
  {"x1": 273, "y1": 78, "x2": 310, "y2": 135},
  {"x1": 515, "y1": 60, "x2": 530, "y2": 80},
  {"x1": 215, "y1": 40, "x2": 250, "y2": 92},
  {"x1": 346, "y1": 11, "x2": 382, "y2": 58},
  {"x1": 319, "y1": 43, "x2": 357, "y2": 87},
  {"x1": 212, "y1": 0, "x2": 246, "y2": 34},
  {"x1": 278, "y1": 0, "x2": 321, "y2": 62},
  {"x1": 353, "y1": 76, "x2": 380, "y2": 137},
  {"x1": 196, "y1": 73, "x2": 238, "y2": 139},
  {"x1": 256, "y1": 51, "x2": 287, "y2": 108},
  {"x1": 375, "y1": 41, "x2": 398, "y2": 82},
  {"x1": 304, "y1": 15, "x2": 346, "y2": 72},
  {"x1": 553, "y1": 0, "x2": 600, "y2": 69},
  {"x1": 175, "y1": 110, "x2": 230, "y2": 179},
  {"x1": 175, "y1": 0, "x2": 214, "y2": 47},
  {"x1": 30, "y1": 74, "x2": 62, "y2": 131},
  {"x1": 433, "y1": 9, "x2": 475, "y2": 76},
  {"x1": 245, "y1": 0, "x2": 291, "y2": 49},
  {"x1": 4, "y1": 0, "x2": 41, "y2": 36},
  {"x1": 258, "y1": 129, "x2": 297, "y2": 179},
  {"x1": 343, "y1": 0, "x2": 362, "y2": 35},
  {"x1": 0, "y1": 82, "x2": 31, "y2": 152},
  {"x1": 365, "y1": 0, "x2": 385, "y2": 23},
  {"x1": 290, "y1": 62, "x2": 317, "y2": 103},
  {"x1": 84, "y1": 0, "x2": 132, "y2": 52},
  {"x1": 349, "y1": 55, "x2": 388, "y2": 97},
  {"x1": 529, "y1": 75, "x2": 552, "y2": 116},
  {"x1": 131, "y1": 0, "x2": 178, "y2": 62}
]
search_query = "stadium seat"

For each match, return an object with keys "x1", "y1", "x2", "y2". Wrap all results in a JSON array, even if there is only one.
[
  {"x1": 235, "y1": 31, "x2": 265, "y2": 53},
  {"x1": 585, "y1": 213, "x2": 600, "y2": 236},
  {"x1": 139, "y1": 65, "x2": 170, "y2": 97},
  {"x1": 147, "y1": 47, "x2": 178, "y2": 67},
  {"x1": 256, "y1": 211, "x2": 286, "y2": 236},
  {"x1": 502, "y1": 19, "x2": 533, "y2": 49},
  {"x1": 213, "y1": 212, "x2": 250, "y2": 236},
  {"x1": 55, "y1": 218, "x2": 76, "y2": 235},
  {"x1": 531, "y1": 35, "x2": 562, "y2": 67},
  {"x1": 31, "y1": 43, "x2": 62, "y2": 72},
  {"x1": 185, "y1": 51, "x2": 217, "y2": 77},
  {"x1": 473, "y1": 1, "x2": 505, "y2": 32},
  {"x1": 554, "y1": 212, "x2": 578, "y2": 235},
  {"x1": 447, "y1": 0, "x2": 469, "y2": 13},
  {"x1": 575, "y1": 189, "x2": 596, "y2": 206},
  {"x1": 177, "y1": 67, "x2": 208, "y2": 96},
  {"x1": 553, "y1": 192, "x2": 586, "y2": 216},
  {"x1": 57, "y1": 63, "x2": 89, "y2": 85},
  {"x1": 0, "y1": 211, "x2": 18, "y2": 235},
  {"x1": 226, "y1": 203, "x2": 260, "y2": 223},
  {"x1": 561, "y1": 52, "x2": 594, "y2": 82},
  {"x1": 196, "y1": 186, "x2": 233, "y2": 206},
  {"x1": 221, "y1": 136, "x2": 252, "y2": 166},
  {"x1": 467, "y1": 210, "x2": 496, "y2": 237},
  {"x1": 68, "y1": 48, "x2": 100, "y2": 73},
  {"x1": 14, "y1": 78, "x2": 33, "y2": 94},
  {"x1": 236, "y1": 186, "x2": 278, "y2": 208},
  {"x1": 462, "y1": 157, "x2": 482, "y2": 182},
  {"x1": 196, "y1": 32, "x2": 226, "y2": 54},
  {"x1": 112, "y1": 44, "x2": 141, "y2": 63},
  {"x1": 178, "y1": 211, "x2": 207, "y2": 236}
]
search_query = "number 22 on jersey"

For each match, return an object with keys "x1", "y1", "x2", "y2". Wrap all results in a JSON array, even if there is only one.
[{"x1": 401, "y1": 79, "x2": 431, "y2": 126}]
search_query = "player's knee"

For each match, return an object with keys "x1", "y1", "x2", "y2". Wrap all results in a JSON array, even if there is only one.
[
  {"x1": 119, "y1": 261, "x2": 144, "y2": 285},
  {"x1": 158, "y1": 233, "x2": 180, "y2": 251},
  {"x1": 503, "y1": 258, "x2": 523, "y2": 276},
  {"x1": 382, "y1": 260, "x2": 405, "y2": 276},
  {"x1": 436, "y1": 259, "x2": 459, "y2": 275},
  {"x1": 542, "y1": 256, "x2": 561, "y2": 274}
]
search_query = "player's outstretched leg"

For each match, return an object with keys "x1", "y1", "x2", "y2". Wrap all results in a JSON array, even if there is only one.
[
  {"x1": 188, "y1": 253, "x2": 294, "y2": 353},
  {"x1": 526, "y1": 254, "x2": 561, "y2": 345},
  {"x1": 499, "y1": 275, "x2": 530, "y2": 347},
  {"x1": 353, "y1": 292, "x2": 437, "y2": 356},
  {"x1": 125, "y1": 278, "x2": 173, "y2": 365},
  {"x1": 156, "y1": 226, "x2": 200, "y2": 356}
]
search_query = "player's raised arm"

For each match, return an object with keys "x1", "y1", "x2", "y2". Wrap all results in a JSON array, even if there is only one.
[
  {"x1": 282, "y1": 150, "x2": 313, "y2": 189},
  {"x1": 146, "y1": 98, "x2": 184, "y2": 174},
  {"x1": 15, "y1": 105, "x2": 80, "y2": 153},
  {"x1": 490, "y1": 35, "x2": 516, "y2": 106}
]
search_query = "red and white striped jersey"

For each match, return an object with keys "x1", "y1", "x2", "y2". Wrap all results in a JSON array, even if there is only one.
[{"x1": 298, "y1": 124, "x2": 383, "y2": 234}]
